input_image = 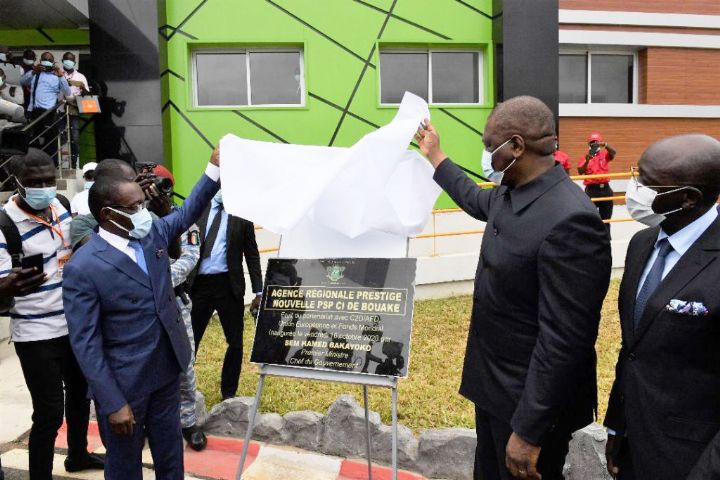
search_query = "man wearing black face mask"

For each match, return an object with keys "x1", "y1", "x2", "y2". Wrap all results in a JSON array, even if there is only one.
[
  {"x1": 416, "y1": 96, "x2": 611, "y2": 480},
  {"x1": 605, "y1": 134, "x2": 720, "y2": 480}
]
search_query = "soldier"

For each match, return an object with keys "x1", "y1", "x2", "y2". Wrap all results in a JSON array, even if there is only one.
[{"x1": 170, "y1": 221, "x2": 207, "y2": 451}]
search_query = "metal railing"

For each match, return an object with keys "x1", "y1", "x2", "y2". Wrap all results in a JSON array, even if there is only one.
[
  {"x1": 0, "y1": 103, "x2": 72, "y2": 191},
  {"x1": 254, "y1": 170, "x2": 638, "y2": 256}
]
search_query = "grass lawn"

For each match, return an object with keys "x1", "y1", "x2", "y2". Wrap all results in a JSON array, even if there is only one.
[{"x1": 195, "y1": 279, "x2": 622, "y2": 432}]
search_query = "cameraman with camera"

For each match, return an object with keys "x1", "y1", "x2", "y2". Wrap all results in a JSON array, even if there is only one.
[
  {"x1": 20, "y1": 52, "x2": 72, "y2": 165},
  {"x1": 578, "y1": 131, "x2": 616, "y2": 236}
]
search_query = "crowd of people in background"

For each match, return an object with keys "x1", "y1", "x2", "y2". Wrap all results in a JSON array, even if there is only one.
[{"x1": 0, "y1": 46, "x2": 91, "y2": 166}]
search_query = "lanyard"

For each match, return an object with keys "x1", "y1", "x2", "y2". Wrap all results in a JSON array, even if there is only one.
[{"x1": 20, "y1": 203, "x2": 68, "y2": 248}]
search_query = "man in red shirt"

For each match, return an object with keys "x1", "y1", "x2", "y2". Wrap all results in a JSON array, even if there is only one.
[
  {"x1": 553, "y1": 138, "x2": 571, "y2": 174},
  {"x1": 578, "y1": 132, "x2": 616, "y2": 235}
]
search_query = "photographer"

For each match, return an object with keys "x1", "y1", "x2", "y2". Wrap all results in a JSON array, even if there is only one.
[
  {"x1": 578, "y1": 132, "x2": 616, "y2": 235},
  {"x1": 20, "y1": 52, "x2": 72, "y2": 165}
]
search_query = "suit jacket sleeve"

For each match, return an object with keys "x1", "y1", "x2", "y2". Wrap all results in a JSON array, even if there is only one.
[
  {"x1": 432, "y1": 158, "x2": 493, "y2": 221},
  {"x1": 510, "y1": 211, "x2": 612, "y2": 444},
  {"x1": 156, "y1": 172, "x2": 219, "y2": 247},
  {"x1": 63, "y1": 261, "x2": 127, "y2": 415},
  {"x1": 242, "y1": 219, "x2": 263, "y2": 293}
]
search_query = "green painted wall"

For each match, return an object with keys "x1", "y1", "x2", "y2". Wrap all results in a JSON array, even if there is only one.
[
  {"x1": 161, "y1": 0, "x2": 495, "y2": 208},
  {"x1": 0, "y1": 29, "x2": 89, "y2": 47}
]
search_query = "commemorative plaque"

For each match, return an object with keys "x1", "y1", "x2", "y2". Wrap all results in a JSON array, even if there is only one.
[{"x1": 250, "y1": 258, "x2": 417, "y2": 377}]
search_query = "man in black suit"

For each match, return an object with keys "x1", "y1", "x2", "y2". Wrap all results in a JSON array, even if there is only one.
[
  {"x1": 189, "y1": 189, "x2": 263, "y2": 400},
  {"x1": 605, "y1": 134, "x2": 720, "y2": 480},
  {"x1": 415, "y1": 96, "x2": 611, "y2": 480}
]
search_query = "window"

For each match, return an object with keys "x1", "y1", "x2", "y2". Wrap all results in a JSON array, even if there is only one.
[
  {"x1": 559, "y1": 51, "x2": 634, "y2": 104},
  {"x1": 380, "y1": 50, "x2": 483, "y2": 104},
  {"x1": 193, "y1": 49, "x2": 304, "y2": 107}
]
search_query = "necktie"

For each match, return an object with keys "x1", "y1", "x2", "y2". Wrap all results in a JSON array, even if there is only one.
[
  {"x1": 634, "y1": 238, "x2": 674, "y2": 327},
  {"x1": 202, "y1": 204, "x2": 223, "y2": 259},
  {"x1": 129, "y1": 239, "x2": 149, "y2": 275}
]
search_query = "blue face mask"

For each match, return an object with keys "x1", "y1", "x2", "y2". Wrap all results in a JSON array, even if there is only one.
[
  {"x1": 214, "y1": 190, "x2": 223, "y2": 204},
  {"x1": 40, "y1": 60, "x2": 53, "y2": 68},
  {"x1": 107, "y1": 207, "x2": 153, "y2": 239},
  {"x1": 84, "y1": 181, "x2": 94, "y2": 190},
  {"x1": 63, "y1": 60, "x2": 75, "y2": 71},
  {"x1": 16, "y1": 178, "x2": 57, "y2": 210},
  {"x1": 481, "y1": 138, "x2": 515, "y2": 185}
]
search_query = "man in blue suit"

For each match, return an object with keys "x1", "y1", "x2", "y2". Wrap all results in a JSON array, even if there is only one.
[{"x1": 62, "y1": 147, "x2": 221, "y2": 479}]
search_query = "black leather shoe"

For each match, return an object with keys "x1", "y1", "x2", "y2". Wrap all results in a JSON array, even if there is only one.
[
  {"x1": 64, "y1": 453, "x2": 105, "y2": 472},
  {"x1": 183, "y1": 425, "x2": 208, "y2": 452}
]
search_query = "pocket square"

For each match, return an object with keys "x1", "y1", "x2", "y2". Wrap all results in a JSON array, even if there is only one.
[{"x1": 666, "y1": 299, "x2": 709, "y2": 316}]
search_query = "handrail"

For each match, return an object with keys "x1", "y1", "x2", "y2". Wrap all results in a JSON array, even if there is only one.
[
  {"x1": 476, "y1": 170, "x2": 636, "y2": 188},
  {"x1": 20, "y1": 102, "x2": 65, "y2": 133}
]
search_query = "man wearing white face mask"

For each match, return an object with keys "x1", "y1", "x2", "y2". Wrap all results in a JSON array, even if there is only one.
[
  {"x1": 70, "y1": 162, "x2": 97, "y2": 216},
  {"x1": 606, "y1": 134, "x2": 720, "y2": 480},
  {"x1": 416, "y1": 96, "x2": 611, "y2": 480},
  {"x1": 0, "y1": 148, "x2": 103, "y2": 479},
  {"x1": 62, "y1": 146, "x2": 221, "y2": 480},
  {"x1": 61, "y1": 52, "x2": 89, "y2": 166},
  {"x1": 21, "y1": 51, "x2": 72, "y2": 165}
]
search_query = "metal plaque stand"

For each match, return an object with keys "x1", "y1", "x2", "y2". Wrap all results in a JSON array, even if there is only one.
[
  {"x1": 236, "y1": 365, "x2": 399, "y2": 479},
  {"x1": 236, "y1": 237, "x2": 411, "y2": 479}
]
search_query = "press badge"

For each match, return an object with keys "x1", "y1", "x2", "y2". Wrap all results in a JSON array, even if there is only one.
[{"x1": 57, "y1": 247, "x2": 72, "y2": 278}]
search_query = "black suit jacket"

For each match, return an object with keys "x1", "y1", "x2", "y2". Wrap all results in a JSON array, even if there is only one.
[
  {"x1": 605, "y1": 214, "x2": 720, "y2": 480},
  {"x1": 190, "y1": 205, "x2": 263, "y2": 300},
  {"x1": 434, "y1": 160, "x2": 611, "y2": 445}
]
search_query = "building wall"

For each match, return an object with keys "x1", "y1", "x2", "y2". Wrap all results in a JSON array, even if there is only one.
[
  {"x1": 159, "y1": 0, "x2": 494, "y2": 208},
  {"x1": 559, "y1": 0, "x2": 720, "y2": 15},
  {"x1": 643, "y1": 48, "x2": 720, "y2": 105},
  {"x1": 558, "y1": 117, "x2": 720, "y2": 174}
]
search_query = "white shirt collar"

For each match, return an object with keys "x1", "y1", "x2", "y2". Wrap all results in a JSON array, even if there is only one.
[
  {"x1": 98, "y1": 227, "x2": 131, "y2": 252},
  {"x1": 658, "y1": 206, "x2": 719, "y2": 256}
]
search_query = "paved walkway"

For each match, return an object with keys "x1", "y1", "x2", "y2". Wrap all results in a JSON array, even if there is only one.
[
  {"x1": 0, "y1": 337, "x2": 427, "y2": 480},
  {"x1": 1, "y1": 421, "x2": 426, "y2": 480}
]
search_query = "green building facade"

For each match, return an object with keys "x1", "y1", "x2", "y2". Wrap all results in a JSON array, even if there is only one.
[{"x1": 160, "y1": 0, "x2": 495, "y2": 208}]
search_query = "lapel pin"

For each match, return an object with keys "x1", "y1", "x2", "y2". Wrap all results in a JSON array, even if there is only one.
[{"x1": 156, "y1": 249, "x2": 165, "y2": 258}]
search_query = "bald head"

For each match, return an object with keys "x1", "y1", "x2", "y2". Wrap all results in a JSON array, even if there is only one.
[
  {"x1": 487, "y1": 96, "x2": 556, "y2": 149},
  {"x1": 640, "y1": 134, "x2": 720, "y2": 205},
  {"x1": 94, "y1": 158, "x2": 136, "y2": 182}
]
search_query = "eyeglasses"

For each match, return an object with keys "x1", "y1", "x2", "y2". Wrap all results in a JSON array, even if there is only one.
[
  {"x1": 108, "y1": 203, "x2": 143, "y2": 215},
  {"x1": 629, "y1": 166, "x2": 687, "y2": 193}
]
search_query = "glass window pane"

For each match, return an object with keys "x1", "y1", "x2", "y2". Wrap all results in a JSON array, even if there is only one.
[
  {"x1": 431, "y1": 52, "x2": 480, "y2": 103},
  {"x1": 591, "y1": 54, "x2": 633, "y2": 103},
  {"x1": 559, "y1": 54, "x2": 587, "y2": 103},
  {"x1": 249, "y1": 51, "x2": 302, "y2": 105},
  {"x1": 380, "y1": 52, "x2": 428, "y2": 103},
  {"x1": 196, "y1": 52, "x2": 247, "y2": 106}
]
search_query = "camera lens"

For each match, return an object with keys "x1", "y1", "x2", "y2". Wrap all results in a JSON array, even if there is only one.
[{"x1": 155, "y1": 177, "x2": 173, "y2": 195}]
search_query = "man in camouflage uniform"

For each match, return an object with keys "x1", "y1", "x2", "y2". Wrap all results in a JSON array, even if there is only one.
[{"x1": 171, "y1": 225, "x2": 208, "y2": 451}]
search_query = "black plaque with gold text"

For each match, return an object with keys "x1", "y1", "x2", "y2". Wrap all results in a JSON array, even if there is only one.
[{"x1": 250, "y1": 258, "x2": 417, "y2": 377}]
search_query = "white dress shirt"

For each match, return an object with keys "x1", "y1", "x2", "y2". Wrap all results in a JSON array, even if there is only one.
[
  {"x1": 99, "y1": 227, "x2": 137, "y2": 263},
  {"x1": 637, "y1": 206, "x2": 718, "y2": 295}
]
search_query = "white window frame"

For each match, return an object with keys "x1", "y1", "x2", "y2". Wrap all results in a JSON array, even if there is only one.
[
  {"x1": 191, "y1": 47, "x2": 306, "y2": 108},
  {"x1": 379, "y1": 48, "x2": 485, "y2": 106},
  {"x1": 559, "y1": 49, "x2": 638, "y2": 104}
]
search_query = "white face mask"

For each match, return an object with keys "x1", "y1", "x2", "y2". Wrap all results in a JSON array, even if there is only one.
[
  {"x1": 0, "y1": 53, "x2": 6, "y2": 62},
  {"x1": 625, "y1": 180, "x2": 686, "y2": 227},
  {"x1": 481, "y1": 138, "x2": 515, "y2": 184}
]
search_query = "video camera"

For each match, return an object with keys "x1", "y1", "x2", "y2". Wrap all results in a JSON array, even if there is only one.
[{"x1": 136, "y1": 162, "x2": 173, "y2": 195}]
